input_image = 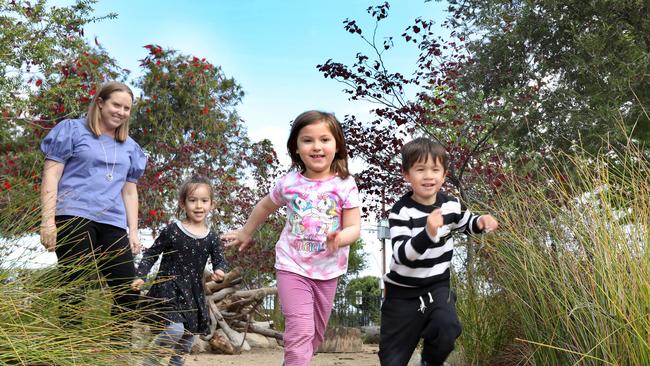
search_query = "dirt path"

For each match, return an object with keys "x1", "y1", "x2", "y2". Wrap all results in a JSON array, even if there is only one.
[{"x1": 184, "y1": 344, "x2": 381, "y2": 366}]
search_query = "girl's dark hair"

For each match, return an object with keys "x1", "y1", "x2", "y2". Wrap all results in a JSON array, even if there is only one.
[
  {"x1": 401, "y1": 137, "x2": 449, "y2": 172},
  {"x1": 286, "y1": 110, "x2": 350, "y2": 179},
  {"x1": 176, "y1": 175, "x2": 214, "y2": 218}
]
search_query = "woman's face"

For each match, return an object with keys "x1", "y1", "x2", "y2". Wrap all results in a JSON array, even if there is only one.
[{"x1": 97, "y1": 91, "x2": 132, "y2": 135}]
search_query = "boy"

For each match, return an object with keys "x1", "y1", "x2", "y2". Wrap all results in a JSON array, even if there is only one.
[{"x1": 378, "y1": 137, "x2": 498, "y2": 366}]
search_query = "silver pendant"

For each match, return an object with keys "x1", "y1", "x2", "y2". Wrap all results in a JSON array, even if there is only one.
[{"x1": 106, "y1": 173, "x2": 113, "y2": 182}]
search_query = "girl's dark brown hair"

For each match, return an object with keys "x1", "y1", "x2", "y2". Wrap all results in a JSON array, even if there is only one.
[
  {"x1": 176, "y1": 175, "x2": 214, "y2": 218},
  {"x1": 86, "y1": 81, "x2": 134, "y2": 142},
  {"x1": 286, "y1": 110, "x2": 350, "y2": 179}
]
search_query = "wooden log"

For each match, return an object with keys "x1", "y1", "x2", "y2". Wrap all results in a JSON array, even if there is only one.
[
  {"x1": 229, "y1": 287, "x2": 277, "y2": 301},
  {"x1": 209, "y1": 330, "x2": 235, "y2": 354},
  {"x1": 232, "y1": 320, "x2": 284, "y2": 340},
  {"x1": 207, "y1": 287, "x2": 236, "y2": 303},
  {"x1": 207, "y1": 299, "x2": 240, "y2": 342},
  {"x1": 206, "y1": 297, "x2": 250, "y2": 351},
  {"x1": 205, "y1": 267, "x2": 242, "y2": 294}
]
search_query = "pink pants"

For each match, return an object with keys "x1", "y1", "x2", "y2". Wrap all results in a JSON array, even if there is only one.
[{"x1": 277, "y1": 270, "x2": 338, "y2": 366}]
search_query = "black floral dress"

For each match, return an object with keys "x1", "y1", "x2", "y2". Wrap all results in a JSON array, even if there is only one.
[{"x1": 136, "y1": 221, "x2": 227, "y2": 334}]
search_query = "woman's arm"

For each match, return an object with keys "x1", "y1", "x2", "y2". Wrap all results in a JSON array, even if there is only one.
[
  {"x1": 40, "y1": 160, "x2": 64, "y2": 252},
  {"x1": 121, "y1": 181, "x2": 141, "y2": 254}
]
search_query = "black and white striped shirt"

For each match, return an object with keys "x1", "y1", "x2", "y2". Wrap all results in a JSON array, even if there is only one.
[{"x1": 383, "y1": 191, "x2": 483, "y2": 298}]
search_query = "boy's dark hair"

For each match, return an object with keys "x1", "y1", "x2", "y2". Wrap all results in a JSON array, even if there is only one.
[
  {"x1": 401, "y1": 137, "x2": 449, "y2": 172},
  {"x1": 286, "y1": 110, "x2": 350, "y2": 179},
  {"x1": 176, "y1": 175, "x2": 214, "y2": 218}
]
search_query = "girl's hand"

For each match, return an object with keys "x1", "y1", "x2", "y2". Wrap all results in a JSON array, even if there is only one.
[
  {"x1": 131, "y1": 278, "x2": 145, "y2": 291},
  {"x1": 221, "y1": 230, "x2": 253, "y2": 252},
  {"x1": 211, "y1": 269, "x2": 225, "y2": 282},
  {"x1": 129, "y1": 233, "x2": 142, "y2": 255},
  {"x1": 426, "y1": 208, "x2": 444, "y2": 237},
  {"x1": 478, "y1": 214, "x2": 499, "y2": 233},
  {"x1": 40, "y1": 224, "x2": 57, "y2": 252},
  {"x1": 325, "y1": 231, "x2": 341, "y2": 255}
]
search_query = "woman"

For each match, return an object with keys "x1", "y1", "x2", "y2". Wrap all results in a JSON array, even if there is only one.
[{"x1": 39, "y1": 81, "x2": 147, "y2": 325}]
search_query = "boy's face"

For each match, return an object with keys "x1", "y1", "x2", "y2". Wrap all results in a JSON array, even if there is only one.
[{"x1": 403, "y1": 155, "x2": 446, "y2": 205}]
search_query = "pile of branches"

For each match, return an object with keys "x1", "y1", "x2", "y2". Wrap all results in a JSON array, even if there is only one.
[{"x1": 200, "y1": 267, "x2": 282, "y2": 354}]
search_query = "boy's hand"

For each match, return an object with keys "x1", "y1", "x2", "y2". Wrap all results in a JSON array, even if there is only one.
[
  {"x1": 478, "y1": 214, "x2": 499, "y2": 233},
  {"x1": 211, "y1": 269, "x2": 225, "y2": 282},
  {"x1": 131, "y1": 278, "x2": 145, "y2": 291},
  {"x1": 426, "y1": 208, "x2": 444, "y2": 237},
  {"x1": 325, "y1": 231, "x2": 341, "y2": 255},
  {"x1": 221, "y1": 230, "x2": 253, "y2": 252}
]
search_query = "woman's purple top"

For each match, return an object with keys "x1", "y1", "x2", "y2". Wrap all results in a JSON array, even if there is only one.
[{"x1": 40, "y1": 118, "x2": 147, "y2": 229}]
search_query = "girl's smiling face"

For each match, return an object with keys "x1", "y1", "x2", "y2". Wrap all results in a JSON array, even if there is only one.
[
  {"x1": 181, "y1": 183, "x2": 213, "y2": 224},
  {"x1": 296, "y1": 121, "x2": 337, "y2": 179}
]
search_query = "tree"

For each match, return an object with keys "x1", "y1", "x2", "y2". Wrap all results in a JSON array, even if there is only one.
[
  {"x1": 318, "y1": 2, "x2": 507, "y2": 294},
  {"x1": 0, "y1": 2, "x2": 281, "y2": 284},
  {"x1": 318, "y1": 2, "x2": 507, "y2": 218},
  {"x1": 445, "y1": 0, "x2": 650, "y2": 155},
  {"x1": 345, "y1": 275, "x2": 381, "y2": 324},
  {"x1": 131, "y1": 45, "x2": 281, "y2": 283},
  {"x1": 0, "y1": 0, "x2": 125, "y2": 237}
]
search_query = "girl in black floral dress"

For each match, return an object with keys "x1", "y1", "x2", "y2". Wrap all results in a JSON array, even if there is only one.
[{"x1": 132, "y1": 175, "x2": 227, "y2": 366}]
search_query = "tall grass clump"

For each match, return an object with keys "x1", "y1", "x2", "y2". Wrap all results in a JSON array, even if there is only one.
[
  {"x1": 488, "y1": 145, "x2": 650, "y2": 365},
  {"x1": 0, "y1": 189, "x2": 162, "y2": 365}
]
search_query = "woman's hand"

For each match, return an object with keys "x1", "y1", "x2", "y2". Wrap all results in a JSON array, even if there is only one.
[
  {"x1": 131, "y1": 278, "x2": 145, "y2": 291},
  {"x1": 221, "y1": 230, "x2": 253, "y2": 252},
  {"x1": 40, "y1": 223, "x2": 57, "y2": 252},
  {"x1": 129, "y1": 232, "x2": 142, "y2": 255}
]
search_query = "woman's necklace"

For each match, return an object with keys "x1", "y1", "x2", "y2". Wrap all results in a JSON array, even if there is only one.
[{"x1": 100, "y1": 138, "x2": 117, "y2": 182}]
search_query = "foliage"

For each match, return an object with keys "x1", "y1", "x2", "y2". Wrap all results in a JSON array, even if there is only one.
[
  {"x1": 0, "y1": 1, "x2": 281, "y2": 282},
  {"x1": 318, "y1": 2, "x2": 507, "y2": 217},
  {"x1": 445, "y1": 0, "x2": 650, "y2": 155},
  {"x1": 344, "y1": 275, "x2": 381, "y2": 325},
  {"x1": 0, "y1": 0, "x2": 126, "y2": 235},
  {"x1": 0, "y1": 249, "x2": 165, "y2": 364},
  {"x1": 475, "y1": 142, "x2": 650, "y2": 365}
]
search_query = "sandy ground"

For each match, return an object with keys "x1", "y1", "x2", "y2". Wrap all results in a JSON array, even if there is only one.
[{"x1": 183, "y1": 344, "x2": 382, "y2": 366}]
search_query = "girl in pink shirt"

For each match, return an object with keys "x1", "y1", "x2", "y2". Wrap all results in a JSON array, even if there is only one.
[{"x1": 223, "y1": 110, "x2": 361, "y2": 366}]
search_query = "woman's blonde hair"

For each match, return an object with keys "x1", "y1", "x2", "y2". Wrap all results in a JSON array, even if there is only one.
[{"x1": 87, "y1": 81, "x2": 134, "y2": 142}]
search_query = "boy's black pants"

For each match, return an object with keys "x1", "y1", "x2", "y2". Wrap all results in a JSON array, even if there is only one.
[
  {"x1": 54, "y1": 215, "x2": 139, "y2": 326},
  {"x1": 378, "y1": 286, "x2": 462, "y2": 366}
]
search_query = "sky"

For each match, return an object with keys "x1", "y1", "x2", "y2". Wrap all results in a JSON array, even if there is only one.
[{"x1": 21, "y1": 0, "x2": 450, "y2": 278}]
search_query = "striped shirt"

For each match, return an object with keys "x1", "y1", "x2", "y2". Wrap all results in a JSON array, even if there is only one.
[{"x1": 383, "y1": 191, "x2": 483, "y2": 298}]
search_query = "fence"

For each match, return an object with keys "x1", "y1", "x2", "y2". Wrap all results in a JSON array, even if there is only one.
[{"x1": 262, "y1": 292, "x2": 381, "y2": 328}]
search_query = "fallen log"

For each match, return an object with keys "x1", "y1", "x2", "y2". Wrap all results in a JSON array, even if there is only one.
[{"x1": 232, "y1": 320, "x2": 284, "y2": 340}]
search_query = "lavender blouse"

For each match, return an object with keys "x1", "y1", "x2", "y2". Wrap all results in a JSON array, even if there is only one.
[{"x1": 40, "y1": 118, "x2": 147, "y2": 229}]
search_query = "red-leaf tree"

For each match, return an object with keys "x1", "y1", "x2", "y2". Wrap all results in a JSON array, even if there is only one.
[
  {"x1": 317, "y1": 2, "x2": 511, "y2": 290},
  {"x1": 131, "y1": 45, "x2": 281, "y2": 285},
  {"x1": 0, "y1": 2, "x2": 281, "y2": 284},
  {"x1": 0, "y1": 0, "x2": 126, "y2": 239},
  {"x1": 317, "y1": 2, "x2": 507, "y2": 217}
]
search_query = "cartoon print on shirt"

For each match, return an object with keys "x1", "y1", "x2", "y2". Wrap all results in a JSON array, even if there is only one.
[
  {"x1": 288, "y1": 192, "x2": 310, "y2": 235},
  {"x1": 286, "y1": 189, "x2": 339, "y2": 252}
]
